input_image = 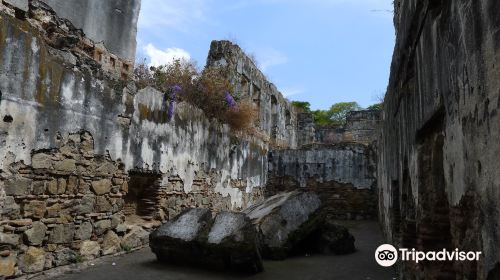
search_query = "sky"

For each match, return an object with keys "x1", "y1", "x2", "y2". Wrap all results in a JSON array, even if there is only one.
[{"x1": 136, "y1": 0, "x2": 395, "y2": 110}]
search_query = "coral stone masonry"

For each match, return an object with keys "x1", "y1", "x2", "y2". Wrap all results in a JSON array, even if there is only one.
[
  {"x1": 379, "y1": 0, "x2": 500, "y2": 278},
  {"x1": 0, "y1": 0, "x2": 383, "y2": 278}
]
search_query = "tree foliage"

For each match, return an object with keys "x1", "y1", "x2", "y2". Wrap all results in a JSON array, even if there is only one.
[
  {"x1": 366, "y1": 103, "x2": 383, "y2": 110},
  {"x1": 309, "y1": 102, "x2": 362, "y2": 126},
  {"x1": 291, "y1": 100, "x2": 382, "y2": 126},
  {"x1": 291, "y1": 101, "x2": 311, "y2": 113},
  {"x1": 326, "y1": 102, "x2": 362, "y2": 125}
]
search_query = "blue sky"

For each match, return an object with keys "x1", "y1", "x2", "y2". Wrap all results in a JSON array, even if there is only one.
[{"x1": 136, "y1": 0, "x2": 395, "y2": 110}]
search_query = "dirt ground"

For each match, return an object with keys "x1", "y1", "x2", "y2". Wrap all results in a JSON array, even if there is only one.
[{"x1": 47, "y1": 220, "x2": 398, "y2": 280}]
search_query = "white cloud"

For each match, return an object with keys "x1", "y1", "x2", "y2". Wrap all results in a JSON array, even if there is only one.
[
  {"x1": 280, "y1": 86, "x2": 305, "y2": 97},
  {"x1": 144, "y1": 44, "x2": 191, "y2": 67},
  {"x1": 254, "y1": 47, "x2": 288, "y2": 72}
]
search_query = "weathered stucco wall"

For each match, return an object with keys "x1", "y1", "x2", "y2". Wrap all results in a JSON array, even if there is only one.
[
  {"x1": 41, "y1": 0, "x2": 141, "y2": 62},
  {"x1": 268, "y1": 110, "x2": 380, "y2": 220},
  {"x1": 379, "y1": 0, "x2": 500, "y2": 278},
  {"x1": 207, "y1": 40, "x2": 298, "y2": 149},
  {"x1": 0, "y1": 5, "x2": 271, "y2": 278},
  {"x1": 267, "y1": 144, "x2": 377, "y2": 220},
  {"x1": 269, "y1": 144, "x2": 376, "y2": 189}
]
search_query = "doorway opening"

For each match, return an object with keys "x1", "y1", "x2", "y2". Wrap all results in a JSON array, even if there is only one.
[{"x1": 124, "y1": 171, "x2": 162, "y2": 224}]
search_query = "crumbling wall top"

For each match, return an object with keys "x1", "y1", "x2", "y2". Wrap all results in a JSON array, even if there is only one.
[{"x1": 40, "y1": 0, "x2": 141, "y2": 62}]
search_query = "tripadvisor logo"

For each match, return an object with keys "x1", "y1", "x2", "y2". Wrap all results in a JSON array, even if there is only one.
[
  {"x1": 375, "y1": 244, "x2": 398, "y2": 267},
  {"x1": 375, "y1": 244, "x2": 482, "y2": 267}
]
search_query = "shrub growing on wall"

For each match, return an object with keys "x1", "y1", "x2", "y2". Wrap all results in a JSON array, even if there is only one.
[
  {"x1": 134, "y1": 59, "x2": 256, "y2": 131},
  {"x1": 225, "y1": 100, "x2": 258, "y2": 131}
]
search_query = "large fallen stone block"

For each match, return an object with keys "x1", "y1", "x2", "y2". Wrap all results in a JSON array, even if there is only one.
[
  {"x1": 149, "y1": 208, "x2": 263, "y2": 274},
  {"x1": 244, "y1": 190, "x2": 354, "y2": 259}
]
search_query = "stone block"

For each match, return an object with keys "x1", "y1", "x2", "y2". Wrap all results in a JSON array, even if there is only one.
[
  {"x1": 19, "y1": 247, "x2": 45, "y2": 273},
  {"x1": 23, "y1": 200, "x2": 46, "y2": 219},
  {"x1": 80, "y1": 241, "x2": 100, "y2": 259},
  {"x1": 57, "y1": 178, "x2": 67, "y2": 194},
  {"x1": 91, "y1": 179, "x2": 112, "y2": 195},
  {"x1": 54, "y1": 248, "x2": 77, "y2": 266},
  {"x1": 150, "y1": 209, "x2": 263, "y2": 273},
  {"x1": 96, "y1": 162, "x2": 117, "y2": 175},
  {"x1": 9, "y1": 219, "x2": 32, "y2": 227},
  {"x1": 46, "y1": 204, "x2": 62, "y2": 218},
  {"x1": 110, "y1": 213, "x2": 122, "y2": 229},
  {"x1": 1, "y1": 197, "x2": 20, "y2": 218},
  {"x1": 74, "y1": 222, "x2": 92, "y2": 240},
  {"x1": 47, "y1": 180, "x2": 59, "y2": 195},
  {"x1": 5, "y1": 177, "x2": 31, "y2": 196},
  {"x1": 49, "y1": 224, "x2": 75, "y2": 244},
  {"x1": 31, "y1": 153, "x2": 53, "y2": 169},
  {"x1": 0, "y1": 233, "x2": 20, "y2": 247},
  {"x1": 95, "y1": 196, "x2": 112, "y2": 212},
  {"x1": 75, "y1": 195, "x2": 95, "y2": 215},
  {"x1": 23, "y1": 222, "x2": 47, "y2": 246},
  {"x1": 112, "y1": 178, "x2": 124, "y2": 185},
  {"x1": 0, "y1": 250, "x2": 10, "y2": 257},
  {"x1": 78, "y1": 181, "x2": 91, "y2": 194},
  {"x1": 94, "y1": 220, "x2": 111, "y2": 236},
  {"x1": 114, "y1": 224, "x2": 127, "y2": 234},
  {"x1": 111, "y1": 198, "x2": 124, "y2": 213},
  {"x1": 66, "y1": 176, "x2": 78, "y2": 194},
  {"x1": 121, "y1": 226, "x2": 148, "y2": 249},
  {"x1": 54, "y1": 159, "x2": 77, "y2": 173},
  {"x1": 32, "y1": 181, "x2": 46, "y2": 195},
  {"x1": 44, "y1": 252, "x2": 54, "y2": 269},
  {"x1": 244, "y1": 190, "x2": 322, "y2": 259},
  {"x1": 102, "y1": 231, "x2": 121, "y2": 255},
  {"x1": 0, "y1": 255, "x2": 16, "y2": 277}
]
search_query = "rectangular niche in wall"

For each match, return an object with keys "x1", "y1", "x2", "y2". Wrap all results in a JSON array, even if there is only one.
[
  {"x1": 252, "y1": 84, "x2": 261, "y2": 127},
  {"x1": 123, "y1": 171, "x2": 161, "y2": 223},
  {"x1": 271, "y1": 95, "x2": 278, "y2": 139},
  {"x1": 240, "y1": 75, "x2": 250, "y2": 97}
]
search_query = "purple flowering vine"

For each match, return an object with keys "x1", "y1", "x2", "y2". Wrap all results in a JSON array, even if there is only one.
[
  {"x1": 166, "y1": 84, "x2": 182, "y2": 121},
  {"x1": 170, "y1": 84, "x2": 182, "y2": 95},
  {"x1": 224, "y1": 91, "x2": 237, "y2": 108}
]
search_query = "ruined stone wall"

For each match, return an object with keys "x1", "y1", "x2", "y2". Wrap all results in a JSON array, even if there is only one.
[
  {"x1": 296, "y1": 113, "x2": 316, "y2": 147},
  {"x1": 0, "y1": 4, "x2": 270, "y2": 278},
  {"x1": 267, "y1": 143, "x2": 377, "y2": 220},
  {"x1": 315, "y1": 110, "x2": 381, "y2": 145},
  {"x1": 0, "y1": 131, "x2": 142, "y2": 276},
  {"x1": 379, "y1": 0, "x2": 500, "y2": 278},
  {"x1": 40, "y1": 0, "x2": 141, "y2": 62},
  {"x1": 207, "y1": 40, "x2": 298, "y2": 149},
  {"x1": 0, "y1": 0, "x2": 135, "y2": 80},
  {"x1": 268, "y1": 110, "x2": 380, "y2": 220}
]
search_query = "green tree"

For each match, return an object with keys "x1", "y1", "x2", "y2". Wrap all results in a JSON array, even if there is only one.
[
  {"x1": 312, "y1": 110, "x2": 332, "y2": 126},
  {"x1": 367, "y1": 103, "x2": 383, "y2": 110},
  {"x1": 327, "y1": 102, "x2": 362, "y2": 125},
  {"x1": 291, "y1": 101, "x2": 311, "y2": 113}
]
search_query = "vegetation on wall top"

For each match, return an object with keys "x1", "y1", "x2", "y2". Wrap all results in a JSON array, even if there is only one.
[
  {"x1": 291, "y1": 101, "x2": 382, "y2": 126},
  {"x1": 134, "y1": 59, "x2": 257, "y2": 131}
]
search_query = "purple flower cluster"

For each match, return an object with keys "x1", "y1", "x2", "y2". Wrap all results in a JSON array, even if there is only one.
[
  {"x1": 166, "y1": 84, "x2": 182, "y2": 121},
  {"x1": 170, "y1": 84, "x2": 182, "y2": 95},
  {"x1": 225, "y1": 92, "x2": 237, "y2": 108}
]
